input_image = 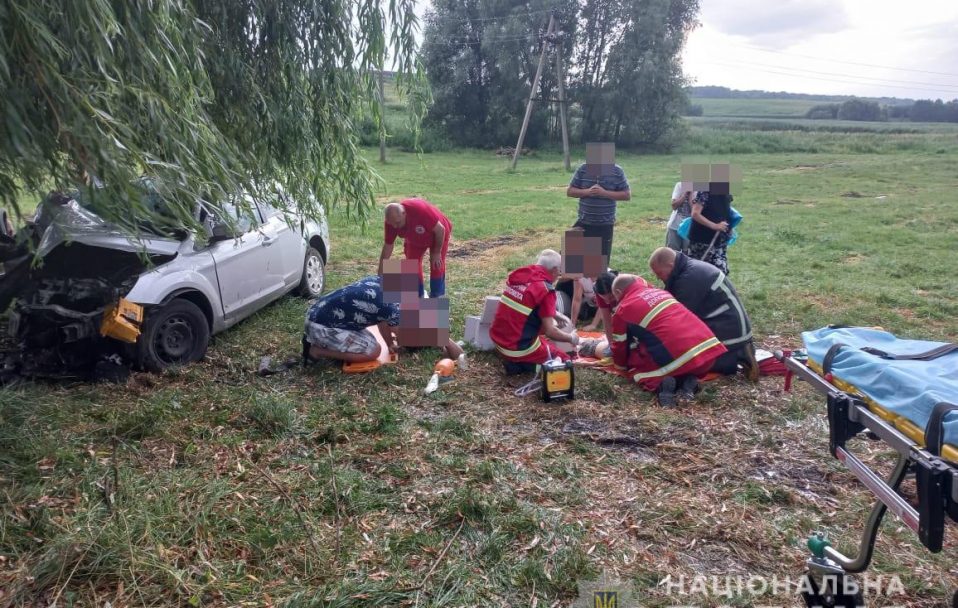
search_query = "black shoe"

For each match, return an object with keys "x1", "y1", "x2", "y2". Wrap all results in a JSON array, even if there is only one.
[
  {"x1": 740, "y1": 342, "x2": 760, "y2": 382},
  {"x1": 657, "y1": 376, "x2": 678, "y2": 408},
  {"x1": 503, "y1": 360, "x2": 537, "y2": 376},
  {"x1": 302, "y1": 335, "x2": 312, "y2": 367},
  {"x1": 678, "y1": 375, "x2": 698, "y2": 401}
]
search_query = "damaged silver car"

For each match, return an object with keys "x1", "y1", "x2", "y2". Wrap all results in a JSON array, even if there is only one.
[{"x1": 0, "y1": 187, "x2": 329, "y2": 380}]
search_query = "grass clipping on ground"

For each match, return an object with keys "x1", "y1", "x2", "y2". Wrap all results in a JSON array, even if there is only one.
[{"x1": 3, "y1": 142, "x2": 958, "y2": 606}]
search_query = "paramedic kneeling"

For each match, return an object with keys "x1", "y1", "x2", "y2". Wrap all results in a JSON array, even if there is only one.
[
  {"x1": 610, "y1": 274, "x2": 727, "y2": 406},
  {"x1": 649, "y1": 247, "x2": 759, "y2": 381},
  {"x1": 304, "y1": 275, "x2": 399, "y2": 363},
  {"x1": 490, "y1": 249, "x2": 580, "y2": 374}
]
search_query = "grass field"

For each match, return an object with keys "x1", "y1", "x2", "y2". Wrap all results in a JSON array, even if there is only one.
[
  {"x1": 690, "y1": 97, "x2": 829, "y2": 119},
  {"x1": 2, "y1": 124, "x2": 958, "y2": 606}
]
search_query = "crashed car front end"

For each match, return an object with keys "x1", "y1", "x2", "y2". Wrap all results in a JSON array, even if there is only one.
[{"x1": 0, "y1": 196, "x2": 178, "y2": 381}]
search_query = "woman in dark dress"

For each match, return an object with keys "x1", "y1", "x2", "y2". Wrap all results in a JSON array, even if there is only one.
[{"x1": 688, "y1": 190, "x2": 733, "y2": 274}]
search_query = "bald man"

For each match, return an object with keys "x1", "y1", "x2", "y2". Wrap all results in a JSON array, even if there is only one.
[
  {"x1": 378, "y1": 198, "x2": 452, "y2": 297},
  {"x1": 610, "y1": 274, "x2": 727, "y2": 406},
  {"x1": 649, "y1": 247, "x2": 758, "y2": 381}
]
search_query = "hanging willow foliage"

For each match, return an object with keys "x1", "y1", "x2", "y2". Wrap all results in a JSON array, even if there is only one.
[{"x1": 0, "y1": 0, "x2": 424, "y2": 234}]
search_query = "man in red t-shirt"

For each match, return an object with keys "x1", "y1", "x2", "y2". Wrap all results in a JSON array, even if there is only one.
[
  {"x1": 489, "y1": 249, "x2": 580, "y2": 374},
  {"x1": 610, "y1": 274, "x2": 727, "y2": 406},
  {"x1": 378, "y1": 198, "x2": 452, "y2": 297}
]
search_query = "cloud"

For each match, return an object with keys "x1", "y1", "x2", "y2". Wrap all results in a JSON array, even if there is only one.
[{"x1": 702, "y1": 0, "x2": 851, "y2": 48}]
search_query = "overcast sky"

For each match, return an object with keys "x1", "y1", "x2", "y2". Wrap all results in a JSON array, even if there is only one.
[
  {"x1": 684, "y1": 0, "x2": 958, "y2": 99},
  {"x1": 412, "y1": 0, "x2": 958, "y2": 100}
]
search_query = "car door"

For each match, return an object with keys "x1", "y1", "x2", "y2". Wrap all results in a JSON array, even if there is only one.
[
  {"x1": 257, "y1": 198, "x2": 306, "y2": 290},
  {"x1": 206, "y1": 200, "x2": 274, "y2": 320}
]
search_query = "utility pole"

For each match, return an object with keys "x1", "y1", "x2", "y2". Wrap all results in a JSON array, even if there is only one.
[
  {"x1": 511, "y1": 14, "x2": 555, "y2": 170},
  {"x1": 378, "y1": 65, "x2": 387, "y2": 163},
  {"x1": 555, "y1": 43, "x2": 571, "y2": 171}
]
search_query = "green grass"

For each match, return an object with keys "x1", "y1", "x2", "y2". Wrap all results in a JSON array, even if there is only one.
[
  {"x1": 2, "y1": 122, "x2": 958, "y2": 606},
  {"x1": 691, "y1": 96, "x2": 831, "y2": 118}
]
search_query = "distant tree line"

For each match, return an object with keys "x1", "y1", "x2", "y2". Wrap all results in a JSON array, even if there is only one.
[
  {"x1": 421, "y1": 0, "x2": 699, "y2": 149},
  {"x1": 891, "y1": 99, "x2": 958, "y2": 122},
  {"x1": 805, "y1": 97, "x2": 958, "y2": 123},
  {"x1": 690, "y1": 86, "x2": 910, "y2": 107}
]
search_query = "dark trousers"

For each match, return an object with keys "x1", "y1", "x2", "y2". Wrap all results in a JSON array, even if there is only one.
[
  {"x1": 572, "y1": 221, "x2": 614, "y2": 265},
  {"x1": 711, "y1": 342, "x2": 751, "y2": 375}
]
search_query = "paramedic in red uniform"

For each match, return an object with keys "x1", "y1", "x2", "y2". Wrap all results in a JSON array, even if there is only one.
[
  {"x1": 378, "y1": 199, "x2": 452, "y2": 297},
  {"x1": 490, "y1": 249, "x2": 580, "y2": 374},
  {"x1": 610, "y1": 274, "x2": 727, "y2": 406}
]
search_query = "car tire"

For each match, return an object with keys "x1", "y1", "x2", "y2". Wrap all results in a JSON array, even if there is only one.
[
  {"x1": 134, "y1": 299, "x2": 210, "y2": 372},
  {"x1": 297, "y1": 246, "x2": 325, "y2": 298}
]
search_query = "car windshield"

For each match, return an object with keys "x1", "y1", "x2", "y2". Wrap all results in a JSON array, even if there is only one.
[{"x1": 71, "y1": 177, "x2": 186, "y2": 238}]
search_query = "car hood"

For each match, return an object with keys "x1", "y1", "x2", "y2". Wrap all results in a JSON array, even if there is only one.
[{"x1": 35, "y1": 200, "x2": 182, "y2": 258}]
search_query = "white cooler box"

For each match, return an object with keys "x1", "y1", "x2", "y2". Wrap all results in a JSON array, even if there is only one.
[{"x1": 464, "y1": 296, "x2": 500, "y2": 351}]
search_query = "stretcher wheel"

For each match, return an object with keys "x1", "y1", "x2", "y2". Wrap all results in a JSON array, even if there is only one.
[{"x1": 800, "y1": 572, "x2": 865, "y2": 608}]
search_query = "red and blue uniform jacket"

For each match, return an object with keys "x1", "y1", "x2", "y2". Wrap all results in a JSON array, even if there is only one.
[
  {"x1": 611, "y1": 280, "x2": 727, "y2": 387},
  {"x1": 489, "y1": 265, "x2": 557, "y2": 359}
]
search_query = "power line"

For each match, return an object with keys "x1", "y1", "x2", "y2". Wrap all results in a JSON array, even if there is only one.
[
  {"x1": 727, "y1": 41, "x2": 958, "y2": 78},
  {"x1": 699, "y1": 60, "x2": 958, "y2": 96},
  {"x1": 432, "y1": 34, "x2": 540, "y2": 48},
  {"x1": 707, "y1": 57, "x2": 958, "y2": 91},
  {"x1": 423, "y1": 8, "x2": 556, "y2": 26}
]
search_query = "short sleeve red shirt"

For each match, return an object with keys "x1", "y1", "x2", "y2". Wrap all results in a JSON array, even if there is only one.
[{"x1": 384, "y1": 198, "x2": 449, "y2": 249}]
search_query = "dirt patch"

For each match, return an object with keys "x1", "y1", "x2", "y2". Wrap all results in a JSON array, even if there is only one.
[
  {"x1": 457, "y1": 188, "x2": 501, "y2": 195},
  {"x1": 134, "y1": 438, "x2": 183, "y2": 470},
  {"x1": 843, "y1": 253, "x2": 866, "y2": 265},
  {"x1": 447, "y1": 233, "x2": 526, "y2": 258},
  {"x1": 774, "y1": 198, "x2": 804, "y2": 205},
  {"x1": 841, "y1": 191, "x2": 866, "y2": 198},
  {"x1": 557, "y1": 417, "x2": 662, "y2": 460},
  {"x1": 677, "y1": 544, "x2": 753, "y2": 576},
  {"x1": 772, "y1": 163, "x2": 843, "y2": 174},
  {"x1": 744, "y1": 452, "x2": 842, "y2": 504},
  {"x1": 894, "y1": 307, "x2": 918, "y2": 320}
]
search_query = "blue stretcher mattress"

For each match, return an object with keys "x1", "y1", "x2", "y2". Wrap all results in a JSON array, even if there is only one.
[{"x1": 802, "y1": 327, "x2": 958, "y2": 454}]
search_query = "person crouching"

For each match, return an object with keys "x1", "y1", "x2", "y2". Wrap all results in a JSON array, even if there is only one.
[
  {"x1": 649, "y1": 246, "x2": 759, "y2": 381},
  {"x1": 303, "y1": 275, "x2": 399, "y2": 364},
  {"x1": 609, "y1": 274, "x2": 727, "y2": 406},
  {"x1": 490, "y1": 249, "x2": 580, "y2": 375}
]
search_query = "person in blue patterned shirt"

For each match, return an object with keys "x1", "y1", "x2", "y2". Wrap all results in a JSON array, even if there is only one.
[{"x1": 304, "y1": 275, "x2": 400, "y2": 363}]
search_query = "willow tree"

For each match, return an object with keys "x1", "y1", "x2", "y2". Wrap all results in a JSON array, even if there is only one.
[{"x1": 0, "y1": 0, "x2": 423, "y2": 233}]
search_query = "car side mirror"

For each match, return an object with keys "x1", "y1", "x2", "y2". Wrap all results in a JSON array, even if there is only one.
[{"x1": 206, "y1": 216, "x2": 237, "y2": 242}]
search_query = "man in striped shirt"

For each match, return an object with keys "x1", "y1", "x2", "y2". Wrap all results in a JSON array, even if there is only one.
[
  {"x1": 610, "y1": 274, "x2": 727, "y2": 406},
  {"x1": 566, "y1": 143, "x2": 631, "y2": 263}
]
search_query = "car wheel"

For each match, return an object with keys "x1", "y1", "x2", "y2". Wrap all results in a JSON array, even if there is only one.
[
  {"x1": 135, "y1": 299, "x2": 210, "y2": 372},
  {"x1": 297, "y1": 246, "x2": 325, "y2": 298}
]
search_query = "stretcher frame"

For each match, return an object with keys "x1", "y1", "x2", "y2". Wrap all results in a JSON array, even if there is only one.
[{"x1": 776, "y1": 351, "x2": 957, "y2": 607}]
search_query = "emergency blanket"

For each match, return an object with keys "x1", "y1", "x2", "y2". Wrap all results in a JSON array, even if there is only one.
[{"x1": 803, "y1": 326, "x2": 958, "y2": 458}]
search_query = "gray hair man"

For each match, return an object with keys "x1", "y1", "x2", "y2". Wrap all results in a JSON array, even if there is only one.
[{"x1": 489, "y1": 249, "x2": 579, "y2": 375}]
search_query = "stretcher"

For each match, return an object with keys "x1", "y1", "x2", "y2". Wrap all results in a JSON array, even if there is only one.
[{"x1": 776, "y1": 326, "x2": 957, "y2": 608}]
